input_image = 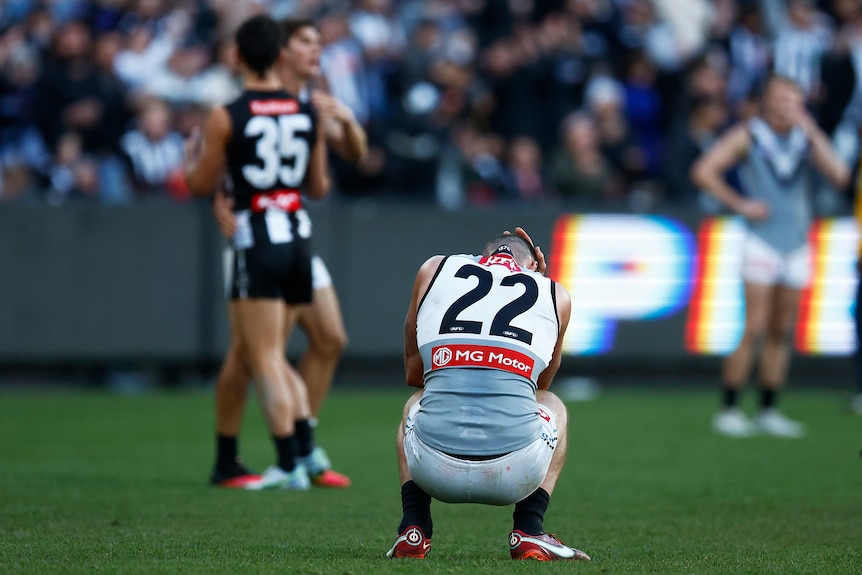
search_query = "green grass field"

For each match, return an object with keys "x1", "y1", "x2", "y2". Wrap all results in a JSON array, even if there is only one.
[{"x1": 1, "y1": 381, "x2": 860, "y2": 574}]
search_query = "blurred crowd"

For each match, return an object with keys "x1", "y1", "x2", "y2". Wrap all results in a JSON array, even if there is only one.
[{"x1": 0, "y1": 0, "x2": 861, "y2": 211}]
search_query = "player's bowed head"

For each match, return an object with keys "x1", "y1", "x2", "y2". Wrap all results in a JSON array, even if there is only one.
[{"x1": 482, "y1": 234, "x2": 540, "y2": 272}]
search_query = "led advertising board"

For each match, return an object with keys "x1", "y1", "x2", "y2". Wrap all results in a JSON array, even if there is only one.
[{"x1": 549, "y1": 215, "x2": 859, "y2": 357}]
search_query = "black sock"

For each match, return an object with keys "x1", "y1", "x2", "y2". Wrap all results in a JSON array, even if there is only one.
[
  {"x1": 760, "y1": 388, "x2": 776, "y2": 410},
  {"x1": 398, "y1": 480, "x2": 433, "y2": 538},
  {"x1": 722, "y1": 386, "x2": 739, "y2": 409},
  {"x1": 513, "y1": 488, "x2": 550, "y2": 536},
  {"x1": 274, "y1": 435, "x2": 297, "y2": 472},
  {"x1": 294, "y1": 419, "x2": 314, "y2": 458},
  {"x1": 216, "y1": 435, "x2": 239, "y2": 471}
]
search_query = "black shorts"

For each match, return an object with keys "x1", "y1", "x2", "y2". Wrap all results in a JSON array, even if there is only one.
[{"x1": 226, "y1": 240, "x2": 313, "y2": 304}]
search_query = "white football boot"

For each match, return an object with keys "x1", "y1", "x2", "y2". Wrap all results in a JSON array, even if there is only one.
[
  {"x1": 246, "y1": 464, "x2": 311, "y2": 490},
  {"x1": 753, "y1": 409, "x2": 806, "y2": 438},
  {"x1": 712, "y1": 408, "x2": 756, "y2": 438}
]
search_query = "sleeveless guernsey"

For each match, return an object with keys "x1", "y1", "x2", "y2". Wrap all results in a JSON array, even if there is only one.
[
  {"x1": 738, "y1": 117, "x2": 812, "y2": 253},
  {"x1": 414, "y1": 250, "x2": 560, "y2": 455},
  {"x1": 224, "y1": 89, "x2": 318, "y2": 249}
]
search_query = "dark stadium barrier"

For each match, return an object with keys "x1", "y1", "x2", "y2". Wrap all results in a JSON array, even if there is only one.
[{"x1": 0, "y1": 202, "x2": 857, "y2": 372}]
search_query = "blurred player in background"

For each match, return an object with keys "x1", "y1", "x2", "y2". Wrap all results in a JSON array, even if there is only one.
[
  {"x1": 691, "y1": 74, "x2": 850, "y2": 438},
  {"x1": 185, "y1": 14, "x2": 339, "y2": 490},
  {"x1": 386, "y1": 230, "x2": 590, "y2": 562},
  {"x1": 207, "y1": 18, "x2": 366, "y2": 489},
  {"x1": 852, "y1": 145, "x2": 862, "y2": 415}
]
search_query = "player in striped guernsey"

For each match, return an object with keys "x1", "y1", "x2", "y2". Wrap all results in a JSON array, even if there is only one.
[
  {"x1": 205, "y1": 18, "x2": 363, "y2": 489},
  {"x1": 185, "y1": 14, "x2": 341, "y2": 490}
]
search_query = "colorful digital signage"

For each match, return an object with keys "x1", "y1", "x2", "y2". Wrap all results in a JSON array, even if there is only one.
[{"x1": 549, "y1": 215, "x2": 859, "y2": 357}]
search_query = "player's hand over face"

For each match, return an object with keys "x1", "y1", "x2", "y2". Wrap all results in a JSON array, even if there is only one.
[
  {"x1": 212, "y1": 191, "x2": 236, "y2": 238},
  {"x1": 738, "y1": 199, "x2": 770, "y2": 222}
]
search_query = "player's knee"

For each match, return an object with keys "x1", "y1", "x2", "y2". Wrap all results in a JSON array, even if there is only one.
[
  {"x1": 767, "y1": 323, "x2": 795, "y2": 347},
  {"x1": 742, "y1": 320, "x2": 767, "y2": 343},
  {"x1": 537, "y1": 390, "x2": 567, "y2": 427},
  {"x1": 246, "y1": 348, "x2": 281, "y2": 376},
  {"x1": 227, "y1": 338, "x2": 247, "y2": 360},
  {"x1": 311, "y1": 327, "x2": 347, "y2": 359}
]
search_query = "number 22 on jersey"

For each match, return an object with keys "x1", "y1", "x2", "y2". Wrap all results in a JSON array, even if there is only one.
[{"x1": 439, "y1": 264, "x2": 539, "y2": 344}]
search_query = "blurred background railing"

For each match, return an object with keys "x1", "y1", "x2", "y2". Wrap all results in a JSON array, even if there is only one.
[{"x1": 1, "y1": 201, "x2": 856, "y2": 387}]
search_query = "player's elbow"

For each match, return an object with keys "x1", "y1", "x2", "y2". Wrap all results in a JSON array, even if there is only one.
[
  {"x1": 404, "y1": 355, "x2": 424, "y2": 387},
  {"x1": 834, "y1": 164, "x2": 852, "y2": 191},
  {"x1": 342, "y1": 147, "x2": 364, "y2": 164},
  {"x1": 689, "y1": 160, "x2": 708, "y2": 189},
  {"x1": 308, "y1": 175, "x2": 331, "y2": 200},
  {"x1": 344, "y1": 138, "x2": 368, "y2": 164},
  {"x1": 406, "y1": 370, "x2": 424, "y2": 388},
  {"x1": 185, "y1": 172, "x2": 211, "y2": 198}
]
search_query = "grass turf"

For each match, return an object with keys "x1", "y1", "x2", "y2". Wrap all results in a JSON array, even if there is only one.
[{"x1": 0, "y1": 383, "x2": 860, "y2": 574}]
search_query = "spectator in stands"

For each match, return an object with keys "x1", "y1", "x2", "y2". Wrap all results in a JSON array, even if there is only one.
[
  {"x1": 564, "y1": 0, "x2": 624, "y2": 66},
  {"x1": 664, "y1": 95, "x2": 729, "y2": 206},
  {"x1": 91, "y1": 28, "x2": 134, "y2": 203},
  {"x1": 819, "y1": 0, "x2": 862, "y2": 156},
  {"x1": 531, "y1": 12, "x2": 590, "y2": 151},
  {"x1": 620, "y1": 49, "x2": 663, "y2": 182},
  {"x1": 45, "y1": 131, "x2": 100, "y2": 204},
  {"x1": 34, "y1": 20, "x2": 103, "y2": 158},
  {"x1": 35, "y1": 19, "x2": 134, "y2": 203},
  {"x1": 0, "y1": 21, "x2": 46, "y2": 201},
  {"x1": 2, "y1": 0, "x2": 861, "y2": 209},
  {"x1": 502, "y1": 135, "x2": 549, "y2": 203},
  {"x1": 724, "y1": 0, "x2": 772, "y2": 112},
  {"x1": 584, "y1": 73, "x2": 645, "y2": 195},
  {"x1": 120, "y1": 97, "x2": 185, "y2": 199},
  {"x1": 147, "y1": 42, "x2": 213, "y2": 105},
  {"x1": 113, "y1": 22, "x2": 174, "y2": 92},
  {"x1": 349, "y1": 0, "x2": 405, "y2": 122},
  {"x1": 194, "y1": 37, "x2": 240, "y2": 107},
  {"x1": 319, "y1": 10, "x2": 387, "y2": 197},
  {"x1": 550, "y1": 111, "x2": 622, "y2": 204},
  {"x1": 455, "y1": 127, "x2": 509, "y2": 207},
  {"x1": 771, "y1": 0, "x2": 834, "y2": 103}
]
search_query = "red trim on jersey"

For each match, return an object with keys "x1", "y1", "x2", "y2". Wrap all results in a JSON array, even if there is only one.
[
  {"x1": 478, "y1": 253, "x2": 522, "y2": 271},
  {"x1": 250, "y1": 189, "x2": 302, "y2": 212},
  {"x1": 430, "y1": 344, "x2": 535, "y2": 378},
  {"x1": 249, "y1": 99, "x2": 299, "y2": 116}
]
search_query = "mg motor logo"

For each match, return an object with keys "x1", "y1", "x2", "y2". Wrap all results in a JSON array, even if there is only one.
[
  {"x1": 430, "y1": 344, "x2": 535, "y2": 378},
  {"x1": 432, "y1": 347, "x2": 452, "y2": 367}
]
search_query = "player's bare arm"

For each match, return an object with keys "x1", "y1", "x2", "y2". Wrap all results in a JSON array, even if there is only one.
[
  {"x1": 304, "y1": 119, "x2": 331, "y2": 200},
  {"x1": 536, "y1": 282, "x2": 571, "y2": 391},
  {"x1": 312, "y1": 90, "x2": 368, "y2": 164},
  {"x1": 404, "y1": 255, "x2": 446, "y2": 388},
  {"x1": 799, "y1": 113, "x2": 851, "y2": 190},
  {"x1": 212, "y1": 188, "x2": 236, "y2": 238},
  {"x1": 185, "y1": 107, "x2": 231, "y2": 197},
  {"x1": 691, "y1": 124, "x2": 769, "y2": 221}
]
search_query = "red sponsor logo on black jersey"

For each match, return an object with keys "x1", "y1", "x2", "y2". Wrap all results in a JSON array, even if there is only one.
[
  {"x1": 430, "y1": 343, "x2": 535, "y2": 378},
  {"x1": 251, "y1": 190, "x2": 302, "y2": 212},
  {"x1": 249, "y1": 99, "x2": 299, "y2": 116}
]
